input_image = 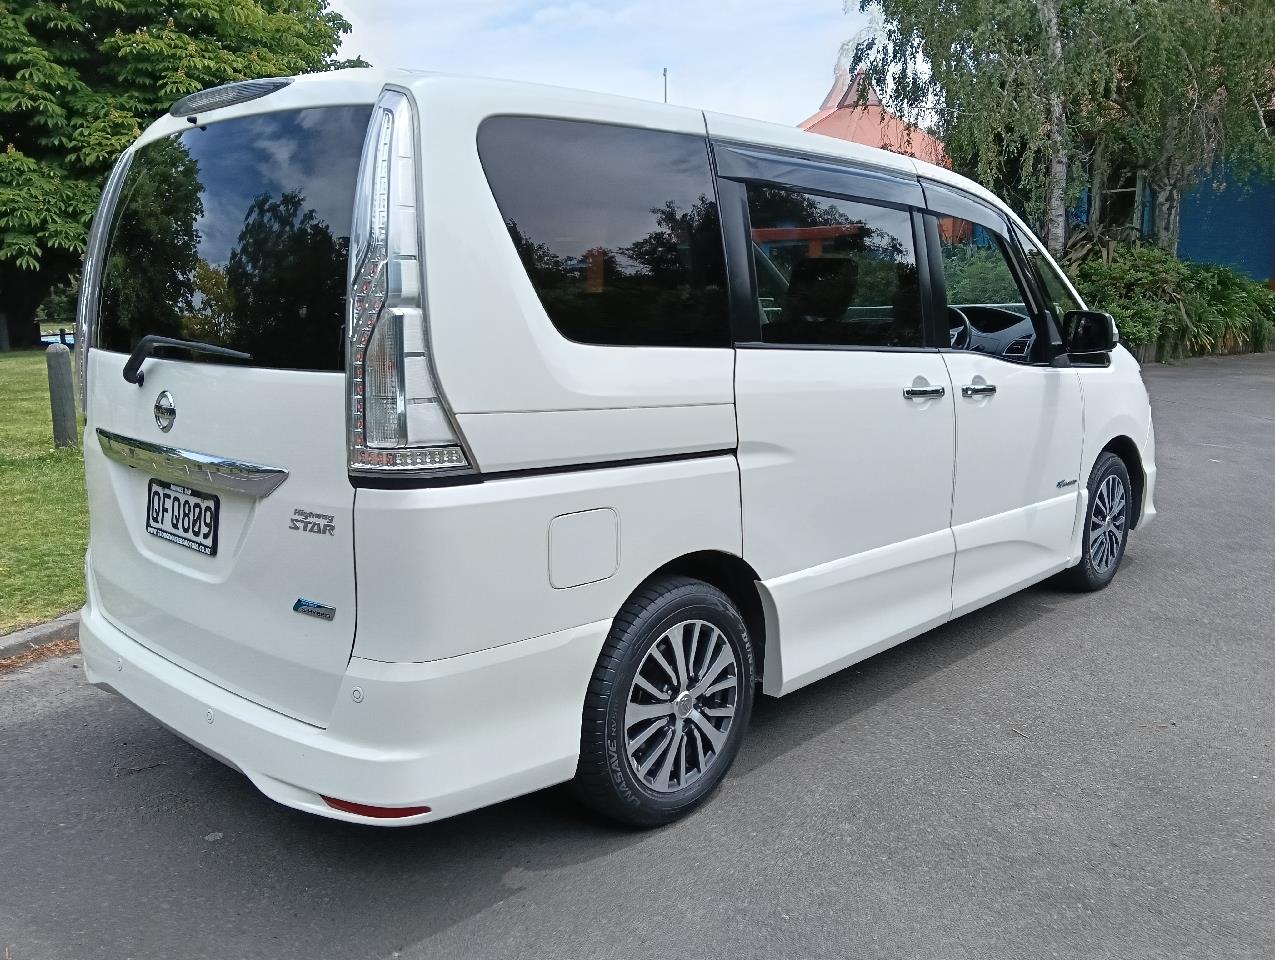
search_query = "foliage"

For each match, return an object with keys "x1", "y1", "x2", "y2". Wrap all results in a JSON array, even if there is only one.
[
  {"x1": 1095, "y1": 0, "x2": 1275, "y2": 250},
  {"x1": 943, "y1": 246, "x2": 1021, "y2": 305},
  {"x1": 844, "y1": 0, "x2": 1123, "y2": 249},
  {"x1": 846, "y1": 0, "x2": 1275, "y2": 252},
  {"x1": 0, "y1": 0, "x2": 361, "y2": 346},
  {"x1": 0, "y1": 350, "x2": 87, "y2": 632},
  {"x1": 1070, "y1": 245, "x2": 1275, "y2": 357}
]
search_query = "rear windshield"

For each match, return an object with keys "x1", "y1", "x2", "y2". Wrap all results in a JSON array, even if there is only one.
[{"x1": 96, "y1": 106, "x2": 371, "y2": 372}]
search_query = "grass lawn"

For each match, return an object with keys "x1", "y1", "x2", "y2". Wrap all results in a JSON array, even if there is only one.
[{"x1": 0, "y1": 349, "x2": 86, "y2": 633}]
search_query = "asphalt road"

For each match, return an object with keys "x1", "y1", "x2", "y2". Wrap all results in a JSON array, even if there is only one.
[{"x1": 3, "y1": 353, "x2": 1273, "y2": 960}]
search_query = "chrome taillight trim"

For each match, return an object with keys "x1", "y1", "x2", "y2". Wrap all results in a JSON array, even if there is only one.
[
  {"x1": 96, "y1": 428, "x2": 289, "y2": 498},
  {"x1": 76, "y1": 150, "x2": 134, "y2": 414}
]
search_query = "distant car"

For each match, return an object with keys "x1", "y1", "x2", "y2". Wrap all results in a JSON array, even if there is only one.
[{"x1": 74, "y1": 70, "x2": 1156, "y2": 828}]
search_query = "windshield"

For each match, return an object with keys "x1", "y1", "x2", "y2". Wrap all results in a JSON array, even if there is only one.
[{"x1": 95, "y1": 106, "x2": 371, "y2": 372}]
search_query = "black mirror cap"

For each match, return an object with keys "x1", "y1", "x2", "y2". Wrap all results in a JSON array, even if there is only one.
[{"x1": 1063, "y1": 310, "x2": 1119, "y2": 356}]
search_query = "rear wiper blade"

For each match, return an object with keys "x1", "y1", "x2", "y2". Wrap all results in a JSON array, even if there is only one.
[{"x1": 122, "y1": 335, "x2": 252, "y2": 386}]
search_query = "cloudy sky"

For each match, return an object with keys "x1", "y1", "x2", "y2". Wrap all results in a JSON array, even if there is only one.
[{"x1": 329, "y1": 1, "x2": 870, "y2": 126}]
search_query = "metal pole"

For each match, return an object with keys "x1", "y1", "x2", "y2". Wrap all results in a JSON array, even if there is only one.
[
  {"x1": 46, "y1": 342, "x2": 77, "y2": 448},
  {"x1": 663, "y1": 68, "x2": 668, "y2": 104}
]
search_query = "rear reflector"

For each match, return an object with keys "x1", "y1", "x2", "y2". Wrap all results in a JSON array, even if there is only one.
[{"x1": 321, "y1": 796, "x2": 432, "y2": 819}]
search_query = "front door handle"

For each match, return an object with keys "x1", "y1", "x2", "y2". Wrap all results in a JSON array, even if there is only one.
[
  {"x1": 903, "y1": 385, "x2": 946, "y2": 400},
  {"x1": 961, "y1": 383, "x2": 998, "y2": 398}
]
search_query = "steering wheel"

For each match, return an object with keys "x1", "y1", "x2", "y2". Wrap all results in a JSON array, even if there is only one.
[{"x1": 948, "y1": 306, "x2": 973, "y2": 350}]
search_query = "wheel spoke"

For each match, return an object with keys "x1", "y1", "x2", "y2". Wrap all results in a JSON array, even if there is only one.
[
  {"x1": 652, "y1": 722, "x2": 680, "y2": 790},
  {"x1": 632, "y1": 673, "x2": 670, "y2": 701},
  {"x1": 676, "y1": 729, "x2": 688, "y2": 787},
  {"x1": 699, "y1": 704, "x2": 735, "y2": 719},
  {"x1": 701, "y1": 675, "x2": 737, "y2": 698},
  {"x1": 686, "y1": 623, "x2": 702, "y2": 684},
  {"x1": 1092, "y1": 534, "x2": 1107, "y2": 568},
  {"x1": 648, "y1": 643, "x2": 678, "y2": 687},
  {"x1": 627, "y1": 700, "x2": 675, "y2": 724},
  {"x1": 692, "y1": 646, "x2": 733, "y2": 698},
  {"x1": 627, "y1": 718, "x2": 668, "y2": 753},
  {"x1": 689, "y1": 710, "x2": 727, "y2": 753},
  {"x1": 671, "y1": 624, "x2": 689, "y2": 690},
  {"x1": 695, "y1": 626, "x2": 718, "y2": 678},
  {"x1": 637, "y1": 726, "x2": 676, "y2": 777}
]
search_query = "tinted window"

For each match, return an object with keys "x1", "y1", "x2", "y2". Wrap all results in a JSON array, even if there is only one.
[
  {"x1": 938, "y1": 216, "x2": 1038, "y2": 362},
  {"x1": 97, "y1": 106, "x2": 371, "y2": 371},
  {"x1": 747, "y1": 185, "x2": 922, "y2": 348},
  {"x1": 478, "y1": 117, "x2": 729, "y2": 348},
  {"x1": 1014, "y1": 226, "x2": 1082, "y2": 322}
]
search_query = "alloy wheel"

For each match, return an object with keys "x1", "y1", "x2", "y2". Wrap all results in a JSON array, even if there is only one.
[
  {"x1": 1089, "y1": 473, "x2": 1128, "y2": 574},
  {"x1": 623, "y1": 620, "x2": 740, "y2": 794}
]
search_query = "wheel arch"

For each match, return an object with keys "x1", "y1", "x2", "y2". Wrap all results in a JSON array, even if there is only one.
[
  {"x1": 646, "y1": 550, "x2": 769, "y2": 685},
  {"x1": 1100, "y1": 434, "x2": 1145, "y2": 529}
]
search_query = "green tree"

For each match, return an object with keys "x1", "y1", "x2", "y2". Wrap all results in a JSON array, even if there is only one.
[
  {"x1": 844, "y1": 0, "x2": 1122, "y2": 256},
  {"x1": 0, "y1": 0, "x2": 361, "y2": 348},
  {"x1": 845, "y1": 0, "x2": 1275, "y2": 255},
  {"x1": 1099, "y1": 1, "x2": 1275, "y2": 252}
]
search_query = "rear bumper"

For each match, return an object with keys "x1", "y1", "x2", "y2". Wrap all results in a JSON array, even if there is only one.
[{"x1": 80, "y1": 592, "x2": 610, "y2": 826}]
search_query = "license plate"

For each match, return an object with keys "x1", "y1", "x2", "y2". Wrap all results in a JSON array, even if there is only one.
[{"x1": 146, "y1": 479, "x2": 220, "y2": 556}]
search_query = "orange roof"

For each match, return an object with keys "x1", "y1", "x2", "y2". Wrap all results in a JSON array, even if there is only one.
[{"x1": 799, "y1": 67, "x2": 948, "y2": 167}]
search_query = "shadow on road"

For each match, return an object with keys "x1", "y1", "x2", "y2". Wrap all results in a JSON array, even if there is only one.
[{"x1": 4, "y1": 579, "x2": 1087, "y2": 958}]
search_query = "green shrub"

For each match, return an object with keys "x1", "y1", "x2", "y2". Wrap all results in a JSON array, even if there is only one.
[{"x1": 1069, "y1": 245, "x2": 1275, "y2": 358}]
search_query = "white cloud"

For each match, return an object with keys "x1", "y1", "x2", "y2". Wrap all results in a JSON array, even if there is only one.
[{"x1": 329, "y1": 0, "x2": 867, "y2": 126}]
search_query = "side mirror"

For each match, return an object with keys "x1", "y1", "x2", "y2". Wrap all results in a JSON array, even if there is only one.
[{"x1": 1062, "y1": 310, "x2": 1118, "y2": 356}]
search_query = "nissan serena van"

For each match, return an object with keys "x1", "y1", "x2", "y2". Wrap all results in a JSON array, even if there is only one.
[{"x1": 76, "y1": 69, "x2": 1156, "y2": 827}]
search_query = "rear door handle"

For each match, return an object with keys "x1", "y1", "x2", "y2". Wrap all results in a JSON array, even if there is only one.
[
  {"x1": 903, "y1": 385, "x2": 946, "y2": 400},
  {"x1": 961, "y1": 383, "x2": 998, "y2": 398}
]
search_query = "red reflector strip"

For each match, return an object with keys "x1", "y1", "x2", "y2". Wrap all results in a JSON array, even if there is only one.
[{"x1": 321, "y1": 796, "x2": 432, "y2": 819}]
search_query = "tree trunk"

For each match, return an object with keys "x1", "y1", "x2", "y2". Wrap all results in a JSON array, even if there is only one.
[
  {"x1": 1088, "y1": 139, "x2": 1105, "y2": 235},
  {"x1": 1152, "y1": 168, "x2": 1183, "y2": 255},
  {"x1": 0, "y1": 262, "x2": 62, "y2": 350},
  {"x1": 1037, "y1": 0, "x2": 1069, "y2": 257}
]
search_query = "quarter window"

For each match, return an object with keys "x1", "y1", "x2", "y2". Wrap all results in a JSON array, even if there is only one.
[
  {"x1": 747, "y1": 185, "x2": 923, "y2": 348},
  {"x1": 1015, "y1": 227, "x2": 1082, "y2": 322},
  {"x1": 937, "y1": 216, "x2": 1039, "y2": 363},
  {"x1": 477, "y1": 117, "x2": 729, "y2": 348}
]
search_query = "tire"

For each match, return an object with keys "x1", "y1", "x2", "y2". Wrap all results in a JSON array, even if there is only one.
[
  {"x1": 574, "y1": 575, "x2": 756, "y2": 827},
  {"x1": 1060, "y1": 451, "x2": 1133, "y2": 591}
]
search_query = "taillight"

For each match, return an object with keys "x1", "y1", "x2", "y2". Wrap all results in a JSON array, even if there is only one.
[{"x1": 347, "y1": 89, "x2": 471, "y2": 477}]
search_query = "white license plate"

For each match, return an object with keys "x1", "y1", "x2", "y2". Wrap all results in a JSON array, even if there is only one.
[{"x1": 146, "y1": 479, "x2": 220, "y2": 556}]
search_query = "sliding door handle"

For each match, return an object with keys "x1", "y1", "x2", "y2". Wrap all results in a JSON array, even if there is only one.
[
  {"x1": 961, "y1": 383, "x2": 998, "y2": 398},
  {"x1": 903, "y1": 385, "x2": 946, "y2": 400}
]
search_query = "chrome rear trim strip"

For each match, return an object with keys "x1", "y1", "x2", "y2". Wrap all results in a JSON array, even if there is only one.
[{"x1": 96, "y1": 428, "x2": 289, "y2": 498}]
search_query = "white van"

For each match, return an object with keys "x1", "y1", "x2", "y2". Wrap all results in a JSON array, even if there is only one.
[{"x1": 76, "y1": 69, "x2": 1156, "y2": 827}]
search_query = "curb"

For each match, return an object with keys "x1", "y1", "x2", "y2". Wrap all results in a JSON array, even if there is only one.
[{"x1": 0, "y1": 611, "x2": 80, "y2": 661}]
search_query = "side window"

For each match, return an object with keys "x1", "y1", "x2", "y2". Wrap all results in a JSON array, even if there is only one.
[
  {"x1": 746, "y1": 185, "x2": 923, "y2": 348},
  {"x1": 1015, "y1": 227, "x2": 1082, "y2": 323},
  {"x1": 477, "y1": 117, "x2": 729, "y2": 348},
  {"x1": 936, "y1": 215, "x2": 1038, "y2": 363}
]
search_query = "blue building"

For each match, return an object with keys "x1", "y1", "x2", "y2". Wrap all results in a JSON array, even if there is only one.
[{"x1": 1179, "y1": 173, "x2": 1275, "y2": 286}]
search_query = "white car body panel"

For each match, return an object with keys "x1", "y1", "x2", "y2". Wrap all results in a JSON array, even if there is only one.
[
  {"x1": 84, "y1": 351, "x2": 356, "y2": 728},
  {"x1": 734, "y1": 349, "x2": 957, "y2": 696},
  {"x1": 351, "y1": 456, "x2": 741, "y2": 664},
  {"x1": 76, "y1": 68, "x2": 1158, "y2": 825},
  {"x1": 941, "y1": 353, "x2": 1085, "y2": 615}
]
